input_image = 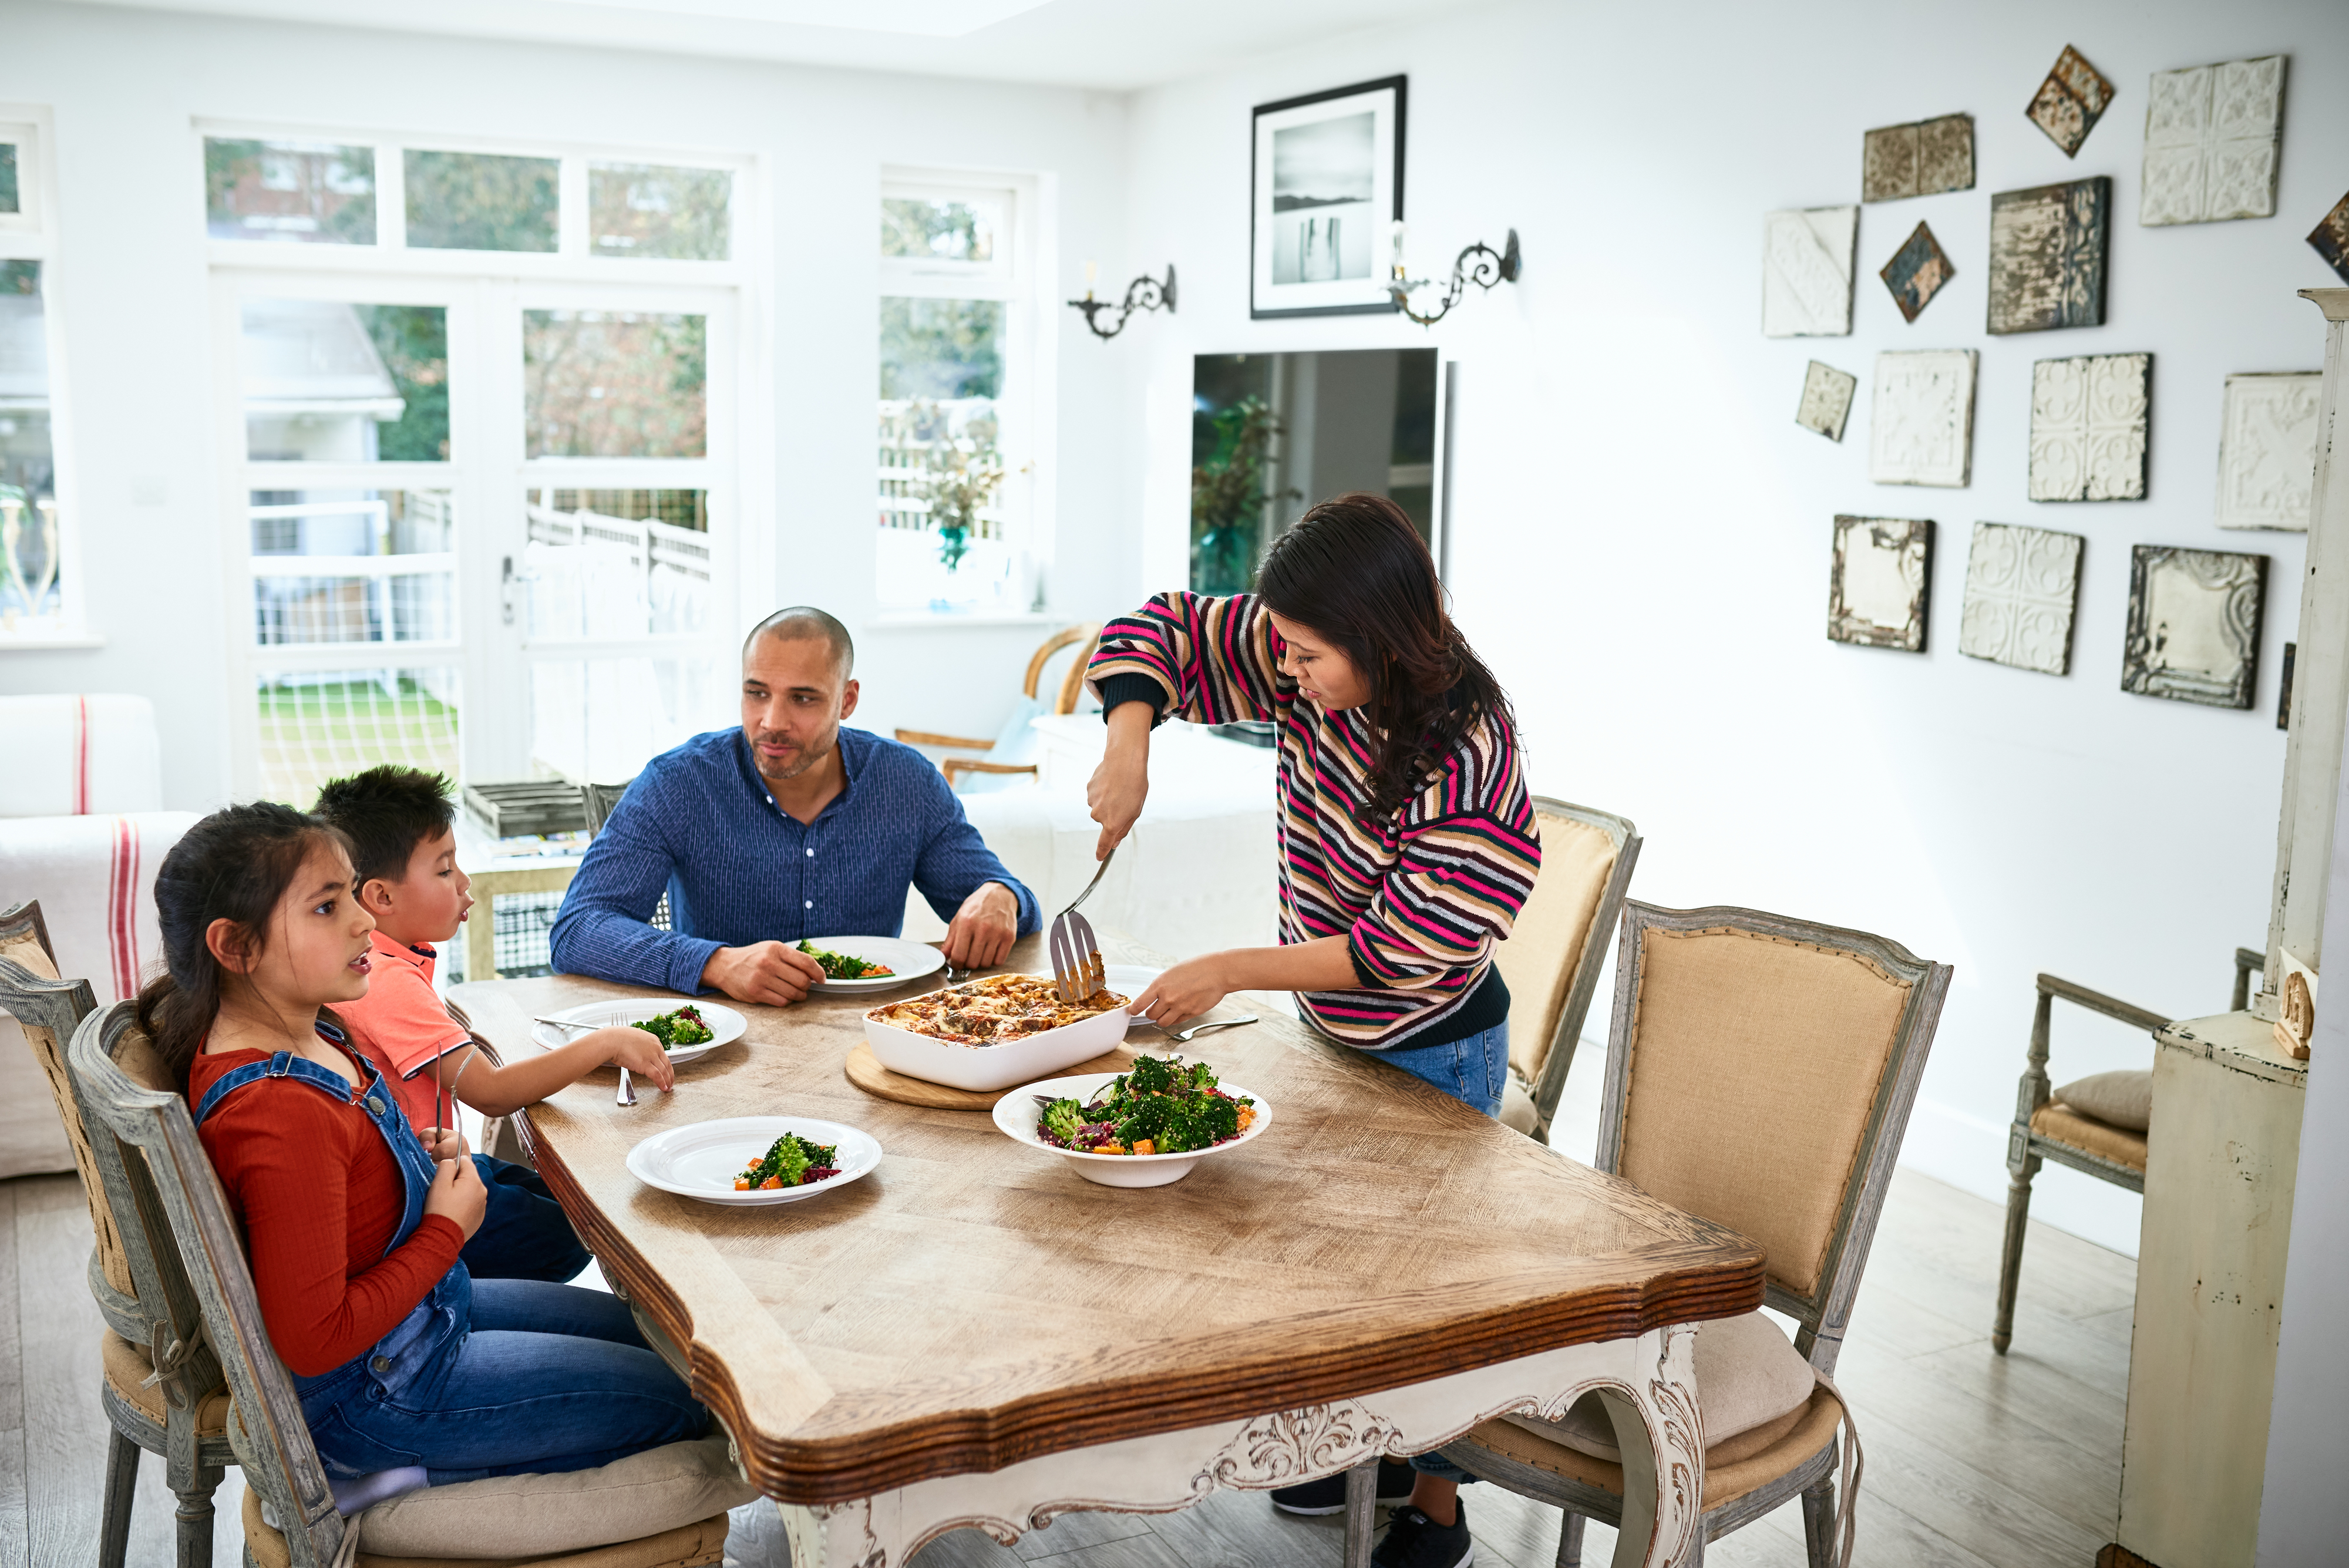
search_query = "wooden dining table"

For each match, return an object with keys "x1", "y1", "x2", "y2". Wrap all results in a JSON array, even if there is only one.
[{"x1": 450, "y1": 930, "x2": 1762, "y2": 1568}]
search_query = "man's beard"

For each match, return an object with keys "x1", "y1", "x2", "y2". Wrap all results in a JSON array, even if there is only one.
[{"x1": 752, "y1": 725, "x2": 836, "y2": 783}]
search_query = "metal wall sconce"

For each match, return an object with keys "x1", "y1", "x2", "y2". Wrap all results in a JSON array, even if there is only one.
[
  {"x1": 1068, "y1": 261, "x2": 1177, "y2": 341},
  {"x1": 1385, "y1": 224, "x2": 1522, "y2": 326}
]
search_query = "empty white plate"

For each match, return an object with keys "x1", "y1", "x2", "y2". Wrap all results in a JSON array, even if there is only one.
[
  {"x1": 802, "y1": 936, "x2": 947, "y2": 993},
  {"x1": 530, "y1": 999, "x2": 748, "y2": 1067},
  {"x1": 625, "y1": 1115, "x2": 881, "y2": 1206}
]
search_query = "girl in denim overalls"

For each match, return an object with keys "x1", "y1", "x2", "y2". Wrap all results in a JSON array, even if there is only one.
[{"x1": 139, "y1": 803, "x2": 709, "y2": 1482}]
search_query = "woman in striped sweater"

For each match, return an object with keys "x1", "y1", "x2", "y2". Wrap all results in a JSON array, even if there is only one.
[{"x1": 1086, "y1": 492, "x2": 1541, "y2": 1568}]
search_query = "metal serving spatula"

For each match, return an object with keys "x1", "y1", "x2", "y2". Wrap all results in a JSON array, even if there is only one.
[{"x1": 1047, "y1": 845, "x2": 1116, "y2": 1004}]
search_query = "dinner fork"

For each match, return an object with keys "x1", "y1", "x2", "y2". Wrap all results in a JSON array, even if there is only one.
[
  {"x1": 1047, "y1": 846, "x2": 1116, "y2": 1004},
  {"x1": 1132, "y1": 1015, "x2": 1260, "y2": 1045}
]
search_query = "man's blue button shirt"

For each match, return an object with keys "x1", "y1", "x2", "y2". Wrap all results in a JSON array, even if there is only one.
[{"x1": 549, "y1": 726, "x2": 1041, "y2": 994}]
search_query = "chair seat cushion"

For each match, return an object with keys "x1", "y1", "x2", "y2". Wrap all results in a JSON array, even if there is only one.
[
  {"x1": 2051, "y1": 1069, "x2": 2151, "y2": 1132},
  {"x1": 1501, "y1": 1311, "x2": 1815, "y2": 1460},
  {"x1": 355, "y1": 1434, "x2": 757, "y2": 1559},
  {"x1": 2031, "y1": 1101, "x2": 2147, "y2": 1172},
  {"x1": 241, "y1": 1486, "x2": 729, "y2": 1568},
  {"x1": 1465, "y1": 1384, "x2": 1843, "y2": 1512},
  {"x1": 99, "y1": 1328, "x2": 230, "y2": 1435}
]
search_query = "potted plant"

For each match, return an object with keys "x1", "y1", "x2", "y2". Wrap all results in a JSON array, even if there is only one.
[{"x1": 1190, "y1": 396, "x2": 1295, "y2": 595}]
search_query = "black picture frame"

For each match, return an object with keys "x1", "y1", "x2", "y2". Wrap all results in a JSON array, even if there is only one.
[{"x1": 1250, "y1": 75, "x2": 1406, "y2": 320}]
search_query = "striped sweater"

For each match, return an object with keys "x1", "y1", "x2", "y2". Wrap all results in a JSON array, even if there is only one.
[{"x1": 1089, "y1": 591, "x2": 1541, "y2": 1051}]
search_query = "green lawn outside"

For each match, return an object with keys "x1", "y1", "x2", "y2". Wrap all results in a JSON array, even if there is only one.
[{"x1": 257, "y1": 676, "x2": 460, "y2": 807}]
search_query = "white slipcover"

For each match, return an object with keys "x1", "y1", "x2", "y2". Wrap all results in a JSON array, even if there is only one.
[{"x1": 0, "y1": 694, "x2": 164, "y2": 817}]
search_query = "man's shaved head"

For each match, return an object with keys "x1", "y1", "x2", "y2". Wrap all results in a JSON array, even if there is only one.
[{"x1": 744, "y1": 606, "x2": 853, "y2": 676}]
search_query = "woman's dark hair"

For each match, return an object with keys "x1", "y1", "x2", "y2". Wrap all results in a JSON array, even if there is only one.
[
  {"x1": 135, "y1": 802, "x2": 349, "y2": 1092},
  {"x1": 1258, "y1": 492, "x2": 1516, "y2": 826}
]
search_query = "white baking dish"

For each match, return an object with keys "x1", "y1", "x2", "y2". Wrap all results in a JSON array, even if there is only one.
[{"x1": 862, "y1": 977, "x2": 1133, "y2": 1092}]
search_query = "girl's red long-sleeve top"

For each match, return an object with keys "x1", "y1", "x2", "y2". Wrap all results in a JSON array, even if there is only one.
[{"x1": 188, "y1": 1044, "x2": 465, "y2": 1378}]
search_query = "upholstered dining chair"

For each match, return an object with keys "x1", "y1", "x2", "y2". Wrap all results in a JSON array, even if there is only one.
[
  {"x1": 896, "y1": 621, "x2": 1101, "y2": 790},
  {"x1": 66, "y1": 1002, "x2": 746, "y2": 1568},
  {"x1": 1359, "y1": 902, "x2": 1950, "y2": 1568},
  {"x1": 1, "y1": 900, "x2": 237, "y2": 1568},
  {"x1": 1991, "y1": 946, "x2": 2264, "y2": 1354},
  {"x1": 1490, "y1": 799, "x2": 1641, "y2": 1142}
]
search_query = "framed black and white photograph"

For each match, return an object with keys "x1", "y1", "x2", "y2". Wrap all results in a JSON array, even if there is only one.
[{"x1": 1251, "y1": 76, "x2": 1404, "y2": 319}]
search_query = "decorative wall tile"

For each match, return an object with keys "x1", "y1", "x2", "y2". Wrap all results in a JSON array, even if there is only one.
[
  {"x1": 1958, "y1": 521, "x2": 2082, "y2": 675},
  {"x1": 1830, "y1": 516, "x2": 1933, "y2": 651},
  {"x1": 1988, "y1": 178, "x2": 2109, "y2": 335},
  {"x1": 1796, "y1": 361, "x2": 1857, "y2": 441},
  {"x1": 2028, "y1": 353, "x2": 2150, "y2": 502},
  {"x1": 1869, "y1": 349, "x2": 1976, "y2": 487},
  {"x1": 2217, "y1": 372, "x2": 2323, "y2": 531},
  {"x1": 2310, "y1": 190, "x2": 2349, "y2": 284},
  {"x1": 1863, "y1": 115, "x2": 1975, "y2": 202},
  {"x1": 2123, "y1": 545, "x2": 2266, "y2": 709},
  {"x1": 2027, "y1": 45, "x2": 2116, "y2": 157},
  {"x1": 1880, "y1": 223, "x2": 1954, "y2": 323},
  {"x1": 2141, "y1": 55, "x2": 2287, "y2": 226},
  {"x1": 1762, "y1": 206, "x2": 1857, "y2": 337}
]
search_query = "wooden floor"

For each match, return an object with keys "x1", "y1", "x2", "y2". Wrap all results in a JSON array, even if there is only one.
[{"x1": 0, "y1": 1162, "x2": 2133, "y2": 1568}]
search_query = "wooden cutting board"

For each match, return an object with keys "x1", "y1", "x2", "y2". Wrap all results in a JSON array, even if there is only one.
[{"x1": 842, "y1": 1039, "x2": 1142, "y2": 1111}]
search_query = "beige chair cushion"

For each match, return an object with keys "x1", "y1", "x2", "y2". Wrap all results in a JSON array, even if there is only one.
[
  {"x1": 1496, "y1": 812, "x2": 1619, "y2": 1086},
  {"x1": 22, "y1": 1005, "x2": 136, "y2": 1297},
  {"x1": 1617, "y1": 926, "x2": 1910, "y2": 1297},
  {"x1": 358, "y1": 1435, "x2": 758, "y2": 1559},
  {"x1": 1499, "y1": 1076, "x2": 1540, "y2": 1136},
  {"x1": 1461, "y1": 1384, "x2": 1844, "y2": 1512},
  {"x1": 100, "y1": 1328, "x2": 230, "y2": 1434},
  {"x1": 0, "y1": 937, "x2": 78, "y2": 1182},
  {"x1": 0, "y1": 930, "x2": 58, "y2": 977},
  {"x1": 241, "y1": 1486, "x2": 729, "y2": 1568},
  {"x1": 1502, "y1": 1311, "x2": 1815, "y2": 1461},
  {"x1": 2052, "y1": 1069, "x2": 2150, "y2": 1132},
  {"x1": 2032, "y1": 1101, "x2": 2147, "y2": 1172}
]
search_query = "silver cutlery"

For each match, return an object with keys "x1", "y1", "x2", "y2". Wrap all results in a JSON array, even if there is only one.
[
  {"x1": 534, "y1": 1015, "x2": 593, "y2": 1032},
  {"x1": 617, "y1": 1066, "x2": 637, "y2": 1108},
  {"x1": 1047, "y1": 847, "x2": 1116, "y2": 1004},
  {"x1": 1132, "y1": 1015, "x2": 1260, "y2": 1045}
]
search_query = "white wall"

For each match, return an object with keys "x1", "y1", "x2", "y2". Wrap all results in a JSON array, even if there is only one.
[
  {"x1": 1121, "y1": 0, "x2": 2349, "y2": 1254},
  {"x1": 0, "y1": 1, "x2": 1141, "y2": 787}
]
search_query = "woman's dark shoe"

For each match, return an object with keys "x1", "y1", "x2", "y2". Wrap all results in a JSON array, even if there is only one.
[
  {"x1": 1268, "y1": 1456, "x2": 1419, "y2": 1516},
  {"x1": 1372, "y1": 1502, "x2": 1474, "y2": 1568}
]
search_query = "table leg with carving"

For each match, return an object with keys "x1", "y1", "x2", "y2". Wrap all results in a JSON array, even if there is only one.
[{"x1": 771, "y1": 1329, "x2": 1703, "y2": 1568}]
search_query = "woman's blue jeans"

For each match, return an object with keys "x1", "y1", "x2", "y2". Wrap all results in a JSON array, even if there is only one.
[
  {"x1": 1365, "y1": 1019, "x2": 1509, "y2": 1485},
  {"x1": 306, "y1": 1280, "x2": 710, "y2": 1484}
]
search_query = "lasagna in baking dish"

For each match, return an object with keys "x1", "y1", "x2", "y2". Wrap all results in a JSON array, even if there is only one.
[{"x1": 869, "y1": 974, "x2": 1129, "y2": 1046}]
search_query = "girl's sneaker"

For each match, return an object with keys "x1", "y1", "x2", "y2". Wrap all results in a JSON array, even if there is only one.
[{"x1": 1268, "y1": 1456, "x2": 1419, "y2": 1515}]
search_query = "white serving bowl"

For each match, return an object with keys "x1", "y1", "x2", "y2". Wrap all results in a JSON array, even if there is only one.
[
  {"x1": 862, "y1": 978, "x2": 1132, "y2": 1092},
  {"x1": 992, "y1": 1071, "x2": 1271, "y2": 1188}
]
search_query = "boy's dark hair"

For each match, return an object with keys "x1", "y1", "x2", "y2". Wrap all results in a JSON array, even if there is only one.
[{"x1": 312, "y1": 765, "x2": 457, "y2": 889}]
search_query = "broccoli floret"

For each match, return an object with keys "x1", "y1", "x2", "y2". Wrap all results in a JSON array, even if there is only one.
[
  {"x1": 1041, "y1": 1098, "x2": 1087, "y2": 1143},
  {"x1": 768, "y1": 1136, "x2": 809, "y2": 1186}
]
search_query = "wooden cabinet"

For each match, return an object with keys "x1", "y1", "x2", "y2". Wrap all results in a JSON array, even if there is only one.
[{"x1": 2114, "y1": 1012, "x2": 2307, "y2": 1567}]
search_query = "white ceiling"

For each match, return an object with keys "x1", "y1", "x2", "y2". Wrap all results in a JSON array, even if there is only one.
[{"x1": 63, "y1": 0, "x2": 1493, "y2": 89}]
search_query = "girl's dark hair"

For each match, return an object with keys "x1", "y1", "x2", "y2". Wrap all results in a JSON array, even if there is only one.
[
  {"x1": 1258, "y1": 492, "x2": 1515, "y2": 826},
  {"x1": 135, "y1": 802, "x2": 349, "y2": 1092}
]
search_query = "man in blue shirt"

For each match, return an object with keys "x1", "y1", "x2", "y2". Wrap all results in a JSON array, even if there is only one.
[{"x1": 550, "y1": 607, "x2": 1039, "y2": 1004}]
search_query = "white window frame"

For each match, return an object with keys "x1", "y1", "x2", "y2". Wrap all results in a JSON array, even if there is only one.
[
  {"x1": 875, "y1": 165, "x2": 1057, "y2": 621},
  {"x1": 201, "y1": 119, "x2": 773, "y2": 795},
  {"x1": 0, "y1": 104, "x2": 93, "y2": 648}
]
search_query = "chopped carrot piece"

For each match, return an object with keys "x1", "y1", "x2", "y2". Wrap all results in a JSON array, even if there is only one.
[
  {"x1": 760, "y1": 1176, "x2": 784, "y2": 1189},
  {"x1": 1130, "y1": 1139, "x2": 1156, "y2": 1156}
]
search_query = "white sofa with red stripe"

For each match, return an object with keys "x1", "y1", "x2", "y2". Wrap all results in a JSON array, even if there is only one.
[{"x1": 0, "y1": 694, "x2": 196, "y2": 1177}]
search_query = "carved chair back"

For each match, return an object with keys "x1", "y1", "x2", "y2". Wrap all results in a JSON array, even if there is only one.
[
  {"x1": 1, "y1": 899, "x2": 145, "y2": 1334},
  {"x1": 1490, "y1": 800, "x2": 1641, "y2": 1140},
  {"x1": 68, "y1": 1002, "x2": 348, "y2": 1568},
  {"x1": 1596, "y1": 902, "x2": 1950, "y2": 1374}
]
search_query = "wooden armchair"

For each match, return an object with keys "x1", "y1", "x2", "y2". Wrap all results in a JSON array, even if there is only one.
[
  {"x1": 897, "y1": 622, "x2": 1100, "y2": 789},
  {"x1": 1490, "y1": 799, "x2": 1641, "y2": 1142},
  {"x1": 1991, "y1": 946, "x2": 2264, "y2": 1353},
  {"x1": 2, "y1": 902, "x2": 235, "y2": 1568},
  {"x1": 65, "y1": 1002, "x2": 735, "y2": 1568},
  {"x1": 1389, "y1": 902, "x2": 1950, "y2": 1568}
]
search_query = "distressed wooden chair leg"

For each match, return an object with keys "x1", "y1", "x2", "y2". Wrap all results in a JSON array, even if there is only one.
[
  {"x1": 1342, "y1": 1460, "x2": 1379, "y2": 1568},
  {"x1": 1992, "y1": 1153, "x2": 2040, "y2": 1354},
  {"x1": 1554, "y1": 1509, "x2": 1583, "y2": 1568},
  {"x1": 99, "y1": 1427, "x2": 140, "y2": 1568},
  {"x1": 173, "y1": 1464, "x2": 222, "y2": 1568},
  {"x1": 1800, "y1": 1478, "x2": 1835, "y2": 1568}
]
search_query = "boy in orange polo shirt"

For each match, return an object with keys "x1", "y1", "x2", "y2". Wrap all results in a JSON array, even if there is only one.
[{"x1": 315, "y1": 766, "x2": 676, "y2": 1282}]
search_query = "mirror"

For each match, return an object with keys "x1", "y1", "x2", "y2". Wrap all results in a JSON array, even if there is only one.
[{"x1": 1190, "y1": 348, "x2": 1440, "y2": 595}]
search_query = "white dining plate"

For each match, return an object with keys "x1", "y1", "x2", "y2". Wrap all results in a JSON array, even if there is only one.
[
  {"x1": 530, "y1": 998, "x2": 748, "y2": 1066},
  {"x1": 625, "y1": 1115, "x2": 881, "y2": 1206},
  {"x1": 992, "y1": 1071, "x2": 1271, "y2": 1188},
  {"x1": 802, "y1": 936, "x2": 946, "y2": 993}
]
